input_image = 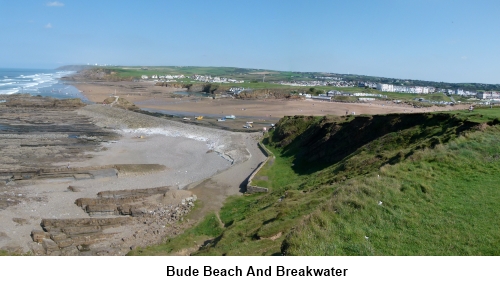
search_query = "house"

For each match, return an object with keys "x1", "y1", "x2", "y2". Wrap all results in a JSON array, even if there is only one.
[{"x1": 327, "y1": 90, "x2": 341, "y2": 96}]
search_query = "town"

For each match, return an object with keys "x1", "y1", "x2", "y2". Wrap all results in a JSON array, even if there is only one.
[
  {"x1": 141, "y1": 74, "x2": 244, "y2": 84},
  {"x1": 140, "y1": 72, "x2": 499, "y2": 105}
]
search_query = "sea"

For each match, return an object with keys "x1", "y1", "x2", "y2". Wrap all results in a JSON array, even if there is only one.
[{"x1": 0, "y1": 68, "x2": 88, "y2": 101}]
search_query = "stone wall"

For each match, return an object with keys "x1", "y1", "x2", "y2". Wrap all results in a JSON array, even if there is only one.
[{"x1": 246, "y1": 141, "x2": 274, "y2": 194}]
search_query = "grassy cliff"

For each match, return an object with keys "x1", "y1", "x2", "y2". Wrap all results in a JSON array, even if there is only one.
[{"x1": 131, "y1": 108, "x2": 500, "y2": 255}]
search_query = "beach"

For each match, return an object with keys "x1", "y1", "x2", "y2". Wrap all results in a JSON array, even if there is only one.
[
  {"x1": 71, "y1": 80, "x2": 464, "y2": 119},
  {"x1": 0, "y1": 97, "x2": 266, "y2": 255}
]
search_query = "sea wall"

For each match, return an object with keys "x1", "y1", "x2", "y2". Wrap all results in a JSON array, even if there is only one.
[{"x1": 246, "y1": 141, "x2": 274, "y2": 194}]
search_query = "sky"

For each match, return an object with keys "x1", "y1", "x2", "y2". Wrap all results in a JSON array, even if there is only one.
[{"x1": 0, "y1": 0, "x2": 499, "y2": 84}]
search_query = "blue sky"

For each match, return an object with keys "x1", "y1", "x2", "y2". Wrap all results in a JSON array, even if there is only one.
[{"x1": 0, "y1": 0, "x2": 499, "y2": 83}]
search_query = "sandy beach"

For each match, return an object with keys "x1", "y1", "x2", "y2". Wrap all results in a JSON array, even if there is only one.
[{"x1": 71, "y1": 81, "x2": 465, "y2": 121}]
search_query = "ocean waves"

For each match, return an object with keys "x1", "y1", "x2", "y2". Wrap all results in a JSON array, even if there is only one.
[{"x1": 0, "y1": 69, "x2": 83, "y2": 99}]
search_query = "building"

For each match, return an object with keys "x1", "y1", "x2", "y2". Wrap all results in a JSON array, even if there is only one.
[
  {"x1": 376, "y1": 83, "x2": 394, "y2": 92},
  {"x1": 311, "y1": 95, "x2": 332, "y2": 101},
  {"x1": 477, "y1": 91, "x2": 500, "y2": 99},
  {"x1": 327, "y1": 90, "x2": 342, "y2": 96}
]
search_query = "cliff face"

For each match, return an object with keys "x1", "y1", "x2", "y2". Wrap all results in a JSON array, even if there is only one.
[
  {"x1": 154, "y1": 82, "x2": 232, "y2": 95},
  {"x1": 236, "y1": 89, "x2": 302, "y2": 100},
  {"x1": 154, "y1": 82, "x2": 185, "y2": 88},
  {"x1": 71, "y1": 68, "x2": 126, "y2": 81},
  {"x1": 269, "y1": 113, "x2": 483, "y2": 172}
]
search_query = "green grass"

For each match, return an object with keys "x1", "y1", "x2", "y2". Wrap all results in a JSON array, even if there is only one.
[
  {"x1": 194, "y1": 190, "x2": 328, "y2": 255},
  {"x1": 200, "y1": 109, "x2": 500, "y2": 255},
  {"x1": 284, "y1": 129, "x2": 500, "y2": 255},
  {"x1": 128, "y1": 212, "x2": 224, "y2": 256},
  {"x1": 91, "y1": 66, "x2": 316, "y2": 82},
  {"x1": 444, "y1": 107, "x2": 500, "y2": 123},
  {"x1": 251, "y1": 146, "x2": 301, "y2": 190},
  {"x1": 0, "y1": 249, "x2": 30, "y2": 256},
  {"x1": 0, "y1": 250, "x2": 10, "y2": 256}
]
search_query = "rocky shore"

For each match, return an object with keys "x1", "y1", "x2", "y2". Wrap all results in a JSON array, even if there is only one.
[{"x1": 0, "y1": 95, "x2": 265, "y2": 255}]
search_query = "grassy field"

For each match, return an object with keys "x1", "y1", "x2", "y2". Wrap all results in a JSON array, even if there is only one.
[
  {"x1": 128, "y1": 107, "x2": 500, "y2": 256},
  {"x1": 99, "y1": 66, "x2": 315, "y2": 82}
]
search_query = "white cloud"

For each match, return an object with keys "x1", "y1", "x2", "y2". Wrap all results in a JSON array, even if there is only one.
[
  {"x1": 45, "y1": 23, "x2": 52, "y2": 29},
  {"x1": 47, "y1": 1, "x2": 64, "y2": 7},
  {"x1": 461, "y1": 56, "x2": 468, "y2": 60}
]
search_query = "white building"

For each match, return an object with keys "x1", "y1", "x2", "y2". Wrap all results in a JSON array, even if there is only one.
[
  {"x1": 376, "y1": 83, "x2": 394, "y2": 92},
  {"x1": 476, "y1": 91, "x2": 500, "y2": 99},
  {"x1": 327, "y1": 90, "x2": 342, "y2": 96}
]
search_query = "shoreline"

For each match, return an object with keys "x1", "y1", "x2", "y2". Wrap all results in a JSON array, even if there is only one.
[{"x1": 0, "y1": 98, "x2": 265, "y2": 255}]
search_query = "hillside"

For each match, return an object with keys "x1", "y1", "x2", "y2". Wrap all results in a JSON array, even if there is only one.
[
  {"x1": 59, "y1": 65, "x2": 500, "y2": 91},
  {"x1": 131, "y1": 108, "x2": 500, "y2": 255}
]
